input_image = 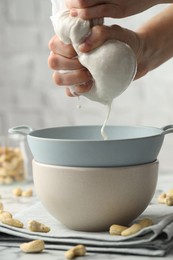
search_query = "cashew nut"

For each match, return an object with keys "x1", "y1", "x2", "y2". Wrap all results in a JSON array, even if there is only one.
[
  {"x1": 20, "y1": 240, "x2": 45, "y2": 253},
  {"x1": 110, "y1": 218, "x2": 153, "y2": 237},
  {"x1": 0, "y1": 202, "x2": 3, "y2": 211},
  {"x1": 138, "y1": 218, "x2": 153, "y2": 228},
  {"x1": 158, "y1": 190, "x2": 173, "y2": 206},
  {"x1": 22, "y1": 189, "x2": 33, "y2": 197},
  {"x1": 121, "y1": 223, "x2": 142, "y2": 236},
  {"x1": 13, "y1": 187, "x2": 23, "y2": 197},
  {"x1": 157, "y1": 192, "x2": 167, "y2": 204},
  {"x1": 166, "y1": 194, "x2": 173, "y2": 206},
  {"x1": 0, "y1": 211, "x2": 13, "y2": 222},
  {"x1": 28, "y1": 220, "x2": 50, "y2": 233},
  {"x1": 65, "y1": 245, "x2": 86, "y2": 259},
  {"x1": 109, "y1": 224, "x2": 128, "y2": 235},
  {"x1": 2, "y1": 217, "x2": 23, "y2": 228}
]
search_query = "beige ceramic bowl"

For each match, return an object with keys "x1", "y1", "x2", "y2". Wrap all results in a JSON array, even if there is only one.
[{"x1": 33, "y1": 160, "x2": 159, "y2": 232}]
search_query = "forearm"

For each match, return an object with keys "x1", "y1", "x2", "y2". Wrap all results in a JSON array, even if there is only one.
[{"x1": 137, "y1": 5, "x2": 173, "y2": 76}]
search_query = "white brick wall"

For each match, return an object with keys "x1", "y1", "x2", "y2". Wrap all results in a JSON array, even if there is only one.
[{"x1": 0, "y1": 1, "x2": 173, "y2": 171}]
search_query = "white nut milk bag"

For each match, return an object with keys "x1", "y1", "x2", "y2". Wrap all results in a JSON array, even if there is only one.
[{"x1": 50, "y1": 0, "x2": 137, "y2": 138}]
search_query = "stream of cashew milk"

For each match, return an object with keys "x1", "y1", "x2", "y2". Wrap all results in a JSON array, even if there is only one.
[
  {"x1": 101, "y1": 104, "x2": 112, "y2": 140},
  {"x1": 76, "y1": 98, "x2": 111, "y2": 140}
]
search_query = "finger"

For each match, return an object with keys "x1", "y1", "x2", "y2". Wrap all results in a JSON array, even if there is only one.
[
  {"x1": 74, "y1": 79, "x2": 93, "y2": 93},
  {"x1": 134, "y1": 64, "x2": 148, "y2": 80},
  {"x1": 79, "y1": 25, "x2": 111, "y2": 52},
  {"x1": 65, "y1": 0, "x2": 104, "y2": 9},
  {"x1": 48, "y1": 53, "x2": 83, "y2": 70},
  {"x1": 69, "y1": 4, "x2": 123, "y2": 20},
  {"x1": 66, "y1": 88, "x2": 75, "y2": 97},
  {"x1": 79, "y1": 24, "x2": 140, "y2": 56},
  {"x1": 48, "y1": 35, "x2": 76, "y2": 58},
  {"x1": 65, "y1": 80, "x2": 93, "y2": 97},
  {"x1": 53, "y1": 69, "x2": 92, "y2": 86}
]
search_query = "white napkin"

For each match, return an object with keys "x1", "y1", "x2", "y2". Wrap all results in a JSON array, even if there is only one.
[{"x1": 0, "y1": 196, "x2": 173, "y2": 257}]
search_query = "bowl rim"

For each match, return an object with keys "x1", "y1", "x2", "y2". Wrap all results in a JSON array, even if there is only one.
[
  {"x1": 28, "y1": 125, "x2": 163, "y2": 142},
  {"x1": 33, "y1": 159, "x2": 159, "y2": 170}
]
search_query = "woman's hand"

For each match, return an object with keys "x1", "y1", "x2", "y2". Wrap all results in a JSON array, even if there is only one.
[
  {"x1": 48, "y1": 25, "x2": 144, "y2": 97},
  {"x1": 65, "y1": 0, "x2": 173, "y2": 19},
  {"x1": 48, "y1": 35, "x2": 93, "y2": 96}
]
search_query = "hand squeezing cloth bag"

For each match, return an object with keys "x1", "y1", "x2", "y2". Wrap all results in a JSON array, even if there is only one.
[{"x1": 50, "y1": 0, "x2": 137, "y2": 107}]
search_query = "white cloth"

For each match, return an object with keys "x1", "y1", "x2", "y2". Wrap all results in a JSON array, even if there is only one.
[{"x1": 0, "y1": 196, "x2": 173, "y2": 256}]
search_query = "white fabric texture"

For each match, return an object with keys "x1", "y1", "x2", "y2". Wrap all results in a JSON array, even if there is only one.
[
  {"x1": 50, "y1": 0, "x2": 136, "y2": 106},
  {"x1": 0, "y1": 198, "x2": 173, "y2": 256}
]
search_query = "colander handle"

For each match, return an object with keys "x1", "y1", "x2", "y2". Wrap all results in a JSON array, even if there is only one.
[
  {"x1": 8, "y1": 125, "x2": 33, "y2": 136},
  {"x1": 162, "y1": 125, "x2": 173, "y2": 135}
]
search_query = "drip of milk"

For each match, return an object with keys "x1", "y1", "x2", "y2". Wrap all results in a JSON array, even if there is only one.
[{"x1": 76, "y1": 96, "x2": 82, "y2": 109}]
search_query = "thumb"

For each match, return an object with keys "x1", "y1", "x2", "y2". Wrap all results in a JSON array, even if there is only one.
[{"x1": 79, "y1": 24, "x2": 141, "y2": 59}]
